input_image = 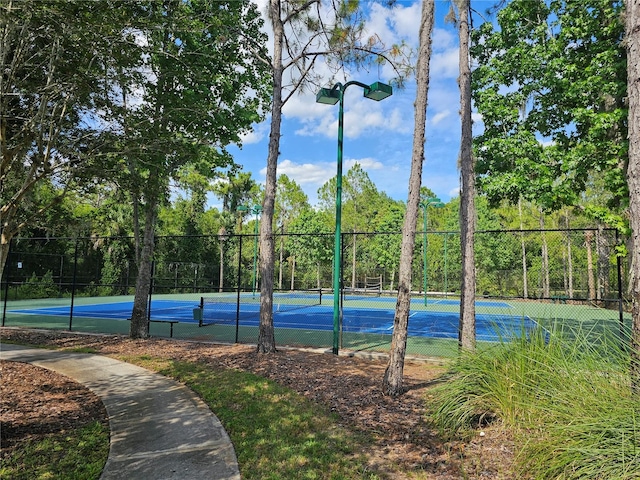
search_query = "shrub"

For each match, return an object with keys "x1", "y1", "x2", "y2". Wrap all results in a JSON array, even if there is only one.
[
  {"x1": 15, "y1": 271, "x2": 59, "y2": 299},
  {"x1": 428, "y1": 326, "x2": 640, "y2": 479}
]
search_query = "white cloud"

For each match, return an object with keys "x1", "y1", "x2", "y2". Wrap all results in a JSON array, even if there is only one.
[
  {"x1": 293, "y1": 94, "x2": 395, "y2": 139},
  {"x1": 265, "y1": 156, "x2": 386, "y2": 193},
  {"x1": 283, "y1": 90, "x2": 331, "y2": 120},
  {"x1": 239, "y1": 121, "x2": 269, "y2": 145},
  {"x1": 345, "y1": 157, "x2": 384, "y2": 170},
  {"x1": 431, "y1": 110, "x2": 451, "y2": 126},
  {"x1": 433, "y1": 27, "x2": 456, "y2": 52},
  {"x1": 431, "y1": 48, "x2": 459, "y2": 78},
  {"x1": 267, "y1": 159, "x2": 334, "y2": 187},
  {"x1": 367, "y1": 2, "x2": 421, "y2": 47},
  {"x1": 392, "y1": 3, "x2": 422, "y2": 41}
]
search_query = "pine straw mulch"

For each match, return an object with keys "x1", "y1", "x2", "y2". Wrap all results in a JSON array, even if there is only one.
[{"x1": 0, "y1": 327, "x2": 515, "y2": 479}]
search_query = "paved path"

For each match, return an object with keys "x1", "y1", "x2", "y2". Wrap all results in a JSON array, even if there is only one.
[{"x1": 0, "y1": 343, "x2": 240, "y2": 480}]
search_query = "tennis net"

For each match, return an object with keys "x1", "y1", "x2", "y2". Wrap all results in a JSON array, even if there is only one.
[
  {"x1": 197, "y1": 289, "x2": 323, "y2": 326},
  {"x1": 342, "y1": 285, "x2": 382, "y2": 300}
]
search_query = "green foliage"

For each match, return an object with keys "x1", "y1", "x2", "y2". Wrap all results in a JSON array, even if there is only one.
[
  {"x1": 102, "y1": 0, "x2": 271, "y2": 194},
  {"x1": 472, "y1": 0, "x2": 627, "y2": 215},
  {"x1": 1, "y1": 0, "x2": 116, "y2": 242},
  {"x1": 317, "y1": 164, "x2": 388, "y2": 233},
  {"x1": 276, "y1": 174, "x2": 310, "y2": 230},
  {"x1": 212, "y1": 172, "x2": 262, "y2": 219},
  {"x1": 366, "y1": 203, "x2": 404, "y2": 280},
  {"x1": 429, "y1": 327, "x2": 640, "y2": 479},
  {"x1": 288, "y1": 209, "x2": 333, "y2": 288},
  {"x1": 16, "y1": 271, "x2": 59, "y2": 300}
]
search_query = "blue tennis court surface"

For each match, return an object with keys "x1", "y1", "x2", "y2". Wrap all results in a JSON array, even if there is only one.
[{"x1": 10, "y1": 297, "x2": 534, "y2": 342}]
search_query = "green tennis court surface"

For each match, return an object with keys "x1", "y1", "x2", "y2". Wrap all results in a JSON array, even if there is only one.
[
  {"x1": 8, "y1": 294, "x2": 534, "y2": 342},
  {"x1": 5, "y1": 293, "x2": 629, "y2": 357}
]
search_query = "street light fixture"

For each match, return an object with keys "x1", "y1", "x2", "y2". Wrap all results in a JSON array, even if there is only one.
[
  {"x1": 316, "y1": 80, "x2": 393, "y2": 355},
  {"x1": 419, "y1": 197, "x2": 444, "y2": 306},
  {"x1": 237, "y1": 204, "x2": 262, "y2": 297}
]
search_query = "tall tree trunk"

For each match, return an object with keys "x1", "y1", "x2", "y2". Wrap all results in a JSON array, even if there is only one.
[
  {"x1": 540, "y1": 212, "x2": 550, "y2": 298},
  {"x1": 278, "y1": 235, "x2": 284, "y2": 290},
  {"x1": 383, "y1": 0, "x2": 434, "y2": 396},
  {"x1": 290, "y1": 256, "x2": 295, "y2": 291},
  {"x1": 352, "y1": 230, "x2": 357, "y2": 289},
  {"x1": 218, "y1": 230, "x2": 225, "y2": 293},
  {"x1": 0, "y1": 238, "x2": 10, "y2": 287},
  {"x1": 519, "y1": 198, "x2": 528, "y2": 298},
  {"x1": 586, "y1": 230, "x2": 596, "y2": 300},
  {"x1": 129, "y1": 196, "x2": 157, "y2": 339},
  {"x1": 596, "y1": 223, "x2": 610, "y2": 301},
  {"x1": 256, "y1": 0, "x2": 285, "y2": 354},
  {"x1": 624, "y1": 0, "x2": 640, "y2": 395},
  {"x1": 458, "y1": 0, "x2": 475, "y2": 351},
  {"x1": 566, "y1": 213, "x2": 574, "y2": 298}
]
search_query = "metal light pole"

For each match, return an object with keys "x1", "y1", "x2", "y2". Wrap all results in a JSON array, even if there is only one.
[
  {"x1": 419, "y1": 197, "x2": 444, "y2": 306},
  {"x1": 238, "y1": 205, "x2": 262, "y2": 297},
  {"x1": 316, "y1": 81, "x2": 392, "y2": 355}
]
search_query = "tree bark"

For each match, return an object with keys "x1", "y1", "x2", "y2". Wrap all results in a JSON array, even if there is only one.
[
  {"x1": 0, "y1": 239, "x2": 10, "y2": 288},
  {"x1": 565, "y1": 213, "x2": 574, "y2": 299},
  {"x1": 458, "y1": 0, "x2": 476, "y2": 351},
  {"x1": 256, "y1": 0, "x2": 284, "y2": 354},
  {"x1": 218, "y1": 228, "x2": 226, "y2": 293},
  {"x1": 383, "y1": 0, "x2": 434, "y2": 396},
  {"x1": 624, "y1": 0, "x2": 640, "y2": 395},
  {"x1": 596, "y1": 223, "x2": 610, "y2": 301},
  {"x1": 278, "y1": 235, "x2": 284, "y2": 290},
  {"x1": 519, "y1": 198, "x2": 529, "y2": 298},
  {"x1": 129, "y1": 195, "x2": 156, "y2": 339},
  {"x1": 352, "y1": 230, "x2": 357, "y2": 289},
  {"x1": 540, "y1": 212, "x2": 550, "y2": 298},
  {"x1": 586, "y1": 230, "x2": 596, "y2": 300}
]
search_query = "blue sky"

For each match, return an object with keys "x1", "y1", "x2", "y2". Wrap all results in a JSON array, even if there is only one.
[{"x1": 222, "y1": 0, "x2": 481, "y2": 209}]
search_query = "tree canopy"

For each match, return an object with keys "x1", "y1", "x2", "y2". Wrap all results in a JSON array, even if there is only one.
[{"x1": 472, "y1": 0, "x2": 627, "y2": 215}]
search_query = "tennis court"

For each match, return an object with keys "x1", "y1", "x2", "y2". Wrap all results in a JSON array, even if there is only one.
[{"x1": 7, "y1": 293, "x2": 536, "y2": 343}]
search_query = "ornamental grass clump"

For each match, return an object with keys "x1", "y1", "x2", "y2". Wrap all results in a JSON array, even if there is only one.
[{"x1": 428, "y1": 325, "x2": 640, "y2": 479}]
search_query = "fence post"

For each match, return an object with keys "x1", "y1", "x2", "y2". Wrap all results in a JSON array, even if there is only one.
[{"x1": 235, "y1": 235, "x2": 242, "y2": 343}]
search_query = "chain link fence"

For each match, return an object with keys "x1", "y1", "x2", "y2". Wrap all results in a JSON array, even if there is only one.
[{"x1": 1, "y1": 228, "x2": 632, "y2": 358}]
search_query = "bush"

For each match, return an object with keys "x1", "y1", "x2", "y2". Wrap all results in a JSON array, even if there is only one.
[
  {"x1": 428, "y1": 326, "x2": 640, "y2": 479},
  {"x1": 15, "y1": 271, "x2": 59, "y2": 299}
]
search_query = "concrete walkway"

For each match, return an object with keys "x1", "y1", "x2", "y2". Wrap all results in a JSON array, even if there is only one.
[{"x1": 0, "y1": 343, "x2": 240, "y2": 480}]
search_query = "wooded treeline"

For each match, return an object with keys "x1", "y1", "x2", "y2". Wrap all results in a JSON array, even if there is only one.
[
  {"x1": 3, "y1": 0, "x2": 640, "y2": 390},
  {"x1": 5, "y1": 167, "x2": 627, "y2": 305}
]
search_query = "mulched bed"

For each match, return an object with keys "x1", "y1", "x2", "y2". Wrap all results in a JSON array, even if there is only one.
[{"x1": 0, "y1": 327, "x2": 515, "y2": 479}]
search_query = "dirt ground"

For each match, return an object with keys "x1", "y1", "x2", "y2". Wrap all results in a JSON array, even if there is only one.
[{"x1": 0, "y1": 328, "x2": 515, "y2": 479}]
